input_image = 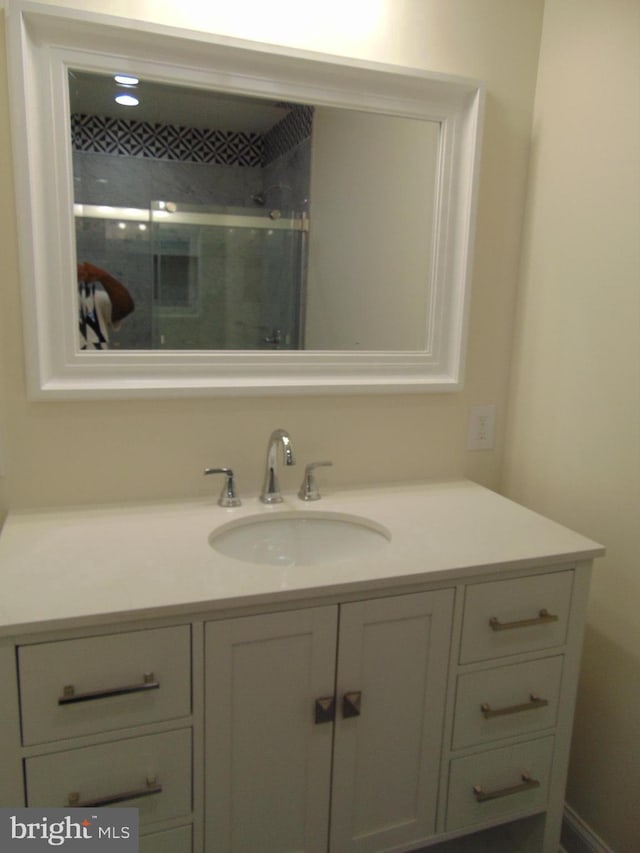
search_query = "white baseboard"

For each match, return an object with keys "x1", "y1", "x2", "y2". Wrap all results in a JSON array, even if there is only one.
[{"x1": 562, "y1": 804, "x2": 614, "y2": 853}]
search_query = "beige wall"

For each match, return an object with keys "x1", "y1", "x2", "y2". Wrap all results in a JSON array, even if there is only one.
[
  {"x1": 307, "y1": 109, "x2": 438, "y2": 350},
  {"x1": 502, "y1": 0, "x2": 640, "y2": 850},
  {"x1": 0, "y1": 0, "x2": 544, "y2": 510}
]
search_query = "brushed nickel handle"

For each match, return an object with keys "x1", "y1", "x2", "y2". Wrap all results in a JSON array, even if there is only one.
[
  {"x1": 481, "y1": 693, "x2": 549, "y2": 719},
  {"x1": 342, "y1": 691, "x2": 362, "y2": 719},
  {"x1": 68, "y1": 775, "x2": 162, "y2": 808},
  {"x1": 59, "y1": 672, "x2": 159, "y2": 705},
  {"x1": 314, "y1": 696, "x2": 336, "y2": 724},
  {"x1": 489, "y1": 608, "x2": 559, "y2": 632},
  {"x1": 473, "y1": 772, "x2": 540, "y2": 803}
]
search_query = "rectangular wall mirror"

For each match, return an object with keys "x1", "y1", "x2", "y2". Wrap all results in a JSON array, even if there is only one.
[{"x1": 7, "y1": 1, "x2": 484, "y2": 398}]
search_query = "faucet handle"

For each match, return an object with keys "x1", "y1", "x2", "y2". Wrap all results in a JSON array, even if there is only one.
[
  {"x1": 298, "y1": 461, "x2": 333, "y2": 501},
  {"x1": 204, "y1": 467, "x2": 242, "y2": 507}
]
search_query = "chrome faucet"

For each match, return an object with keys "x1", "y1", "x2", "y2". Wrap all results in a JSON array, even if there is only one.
[{"x1": 260, "y1": 429, "x2": 295, "y2": 503}]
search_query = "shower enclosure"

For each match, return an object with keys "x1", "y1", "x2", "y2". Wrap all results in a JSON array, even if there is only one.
[
  {"x1": 74, "y1": 200, "x2": 308, "y2": 351},
  {"x1": 150, "y1": 201, "x2": 307, "y2": 350}
]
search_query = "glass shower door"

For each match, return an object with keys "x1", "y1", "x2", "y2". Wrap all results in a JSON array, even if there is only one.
[{"x1": 150, "y1": 201, "x2": 307, "y2": 350}]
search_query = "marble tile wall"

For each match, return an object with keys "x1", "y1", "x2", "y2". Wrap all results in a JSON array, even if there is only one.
[{"x1": 72, "y1": 111, "x2": 311, "y2": 351}]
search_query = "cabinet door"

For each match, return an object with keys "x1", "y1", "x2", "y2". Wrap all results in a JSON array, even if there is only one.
[
  {"x1": 330, "y1": 589, "x2": 454, "y2": 852},
  {"x1": 204, "y1": 606, "x2": 337, "y2": 853}
]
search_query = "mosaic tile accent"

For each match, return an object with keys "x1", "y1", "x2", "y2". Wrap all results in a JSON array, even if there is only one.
[
  {"x1": 71, "y1": 106, "x2": 314, "y2": 168},
  {"x1": 71, "y1": 114, "x2": 264, "y2": 167},
  {"x1": 263, "y1": 106, "x2": 314, "y2": 165}
]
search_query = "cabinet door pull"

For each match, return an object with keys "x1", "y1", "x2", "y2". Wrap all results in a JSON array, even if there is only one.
[
  {"x1": 481, "y1": 693, "x2": 549, "y2": 718},
  {"x1": 489, "y1": 609, "x2": 559, "y2": 632},
  {"x1": 314, "y1": 696, "x2": 336, "y2": 724},
  {"x1": 68, "y1": 775, "x2": 162, "y2": 808},
  {"x1": 342, "y1": 691, "x2": 362, "y2": 719},
  {"x1": 58, "y1": 672, "x2": 159, "y2": 705},
  {"x1": 472, "y1": 772, "x2": 540, "y2": 803}
]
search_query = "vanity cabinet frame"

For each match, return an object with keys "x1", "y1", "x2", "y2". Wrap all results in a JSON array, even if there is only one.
[{"x1": 0, "y1": 560, "x2": 593, "y2": 853}]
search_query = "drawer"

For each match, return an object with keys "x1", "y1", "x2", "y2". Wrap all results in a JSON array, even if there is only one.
[
  {"x1": 446, "y1": 736, "x2": 554, "y2": 831},
  {"x1": 25, "y1": 728, "x2": 192, "y2": 826},
  {"x1": 460, "y1": 571, "x2": 573, "y2": 663},
  {"x1": 140, "y1": 824, "x2": 192, "y2": 853},
  {"x1": 452, "y1": 656, "x2": 563, "y2": 749},
  {"x1": 19, "y1": 625, "x2": 191, "y2": 745}
]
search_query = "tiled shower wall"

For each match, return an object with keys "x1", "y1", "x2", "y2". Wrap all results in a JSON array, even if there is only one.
[{"x1": 72, "y1": 108, "x2": 312, "y2": 349}]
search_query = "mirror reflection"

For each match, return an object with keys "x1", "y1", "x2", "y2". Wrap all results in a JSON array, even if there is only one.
[{"x1": 70, "y1": 70, "x2": 440, "y2": 352}]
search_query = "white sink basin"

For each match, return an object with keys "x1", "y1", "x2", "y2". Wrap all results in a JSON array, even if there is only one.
[{"x1": 209, "y1": 511, "x2": 391, "y2": 567}]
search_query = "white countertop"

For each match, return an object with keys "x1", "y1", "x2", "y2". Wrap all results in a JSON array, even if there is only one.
[{"x1": 0, "y1": 480, "x2": 604, "y2": 637}]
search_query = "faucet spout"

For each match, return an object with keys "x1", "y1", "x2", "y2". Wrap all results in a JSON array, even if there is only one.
[{"x1": 260, "y1": 429, "x2": 296, "y2": 504}]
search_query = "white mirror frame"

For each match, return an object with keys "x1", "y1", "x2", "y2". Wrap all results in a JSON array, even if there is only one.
[{"x1": 7, "y1": 1, "x2": 484, "y2": 399}]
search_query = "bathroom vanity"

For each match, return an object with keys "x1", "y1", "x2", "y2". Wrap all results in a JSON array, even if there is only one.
[{"x1": 0, "y1": 480, "x2": 603, "y2": 852}]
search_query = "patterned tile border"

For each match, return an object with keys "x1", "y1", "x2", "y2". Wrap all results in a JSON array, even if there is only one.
[
  {"x1": 263, "y1": 106, "x2": 314, "y2": 164},
  {"x1": 71, "y1": 105, "x2": 313, "y2": 167}
]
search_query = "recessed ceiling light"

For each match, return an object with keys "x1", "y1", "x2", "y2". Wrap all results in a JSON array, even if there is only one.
[
  {"x1": 115, "y1": 94, "x2": 139, "y2": 107},
  {"x1": 114, "y1": 74, "x2": 139, "y2": 86}
]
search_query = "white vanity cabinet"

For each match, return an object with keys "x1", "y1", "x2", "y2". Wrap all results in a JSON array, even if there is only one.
[
  {"x1": 0, "y1": 482, "x2": 604, "y2": 853},
  {"x1": 204, "y1": 590, "x2": 454, "y2": 853},
  {"x1": 0, "y1": 571, "x2": 594, "y2": 853},
  {"x1": 1, "y1": 566, "x2": 589, "y2": 853}
]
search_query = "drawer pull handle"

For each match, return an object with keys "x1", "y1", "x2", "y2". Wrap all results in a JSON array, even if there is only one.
[
  {"x1": 489, "y1": 609, "x2": 559, "y2": 632},
  {"x1": 473, "y1": 772, "x2": 540, "y2": 803},
  {"x1": 68, "y1": 775, "x2": 162, "y2": 808},
  {"x1": 59, "y1": 672, "x2": 159, "y2": 705},
  {"x1": 342, "y1": 691, "x2": 362, "y2": 719},
  {"x1": 481, "y1": 693, "x2": 549, "y2": 718},
  {"x1": 314, "y1": 696, "x2": 336, "y2": 724}
]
